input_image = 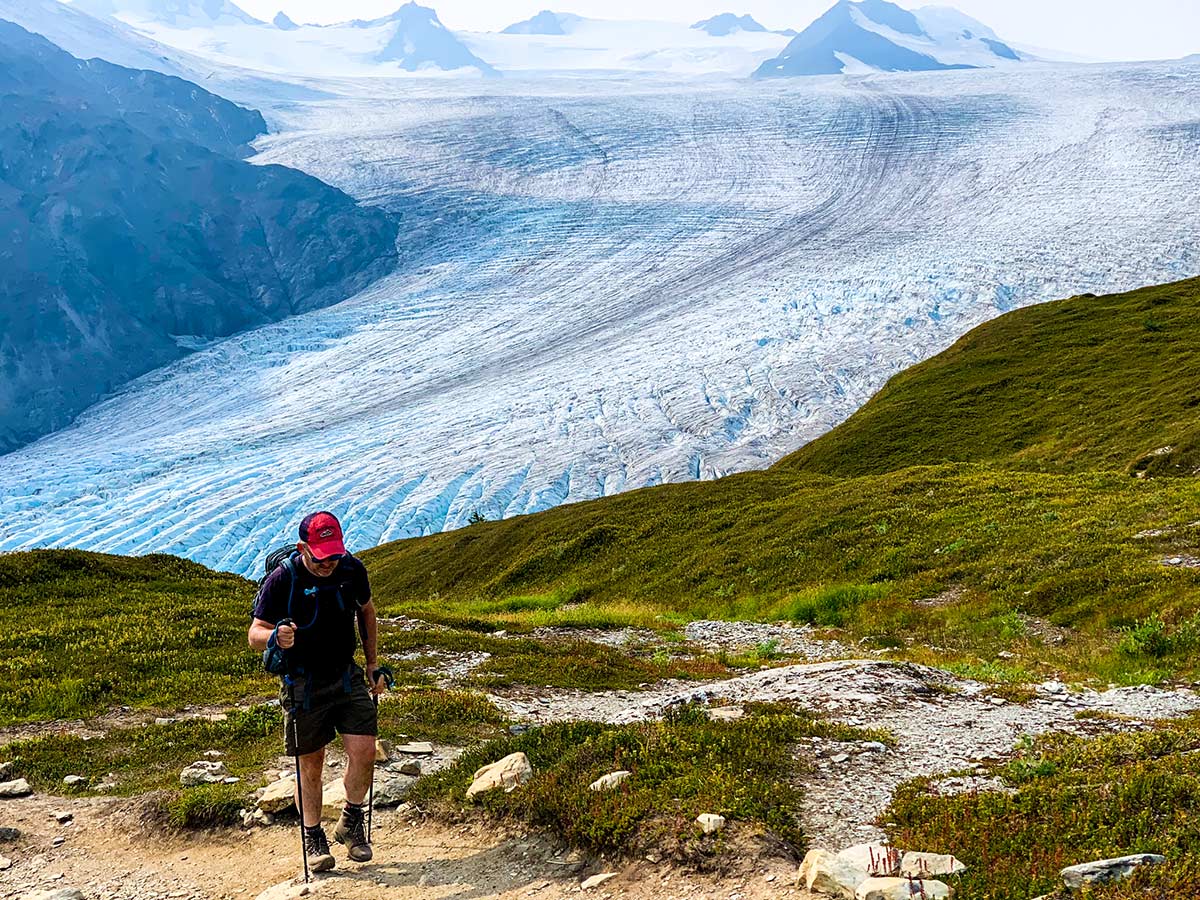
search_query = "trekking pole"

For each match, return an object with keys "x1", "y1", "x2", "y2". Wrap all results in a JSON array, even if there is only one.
[
  {"x1": 368, "y1": 691, "x2": 377, "y2": 845},
  {"x1": 292, "y1": 685, "x2": 309, "y2": 884},
  {"x1": 367, "y1": 666, "x2": 395, "y2": 844},
  {"x1": 280, "y1": 620, "x2": 309, "y2": 886}
]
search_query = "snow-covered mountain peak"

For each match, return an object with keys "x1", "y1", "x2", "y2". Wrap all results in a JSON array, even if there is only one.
[
  {"x1": 69, "y1": 0, "x2": 264, "y2": 28},
  {"x1": 0, "y1": 0, "x2": 194, "y2": 74},
  {"x1": 501, "y1": 10, "x2": 584, "y2": 35},
  {"x1": 272, "y1": 10, "x2": 298, "y2": 30},
  {"x1": 914, "y1": 5, "x2": 998, "y2": 41},
  {"x1": 375, "y1": 2, "x2": 496, "y2": 73},
  {"x1": 844, "y1": 0, "x2": 927, "y2": 38},
  {"x1": 755, "y1": 0, "x2": 1023, "y2": 77},
  {"x1": 691, "y1": 13, "x2": 768, "y2": 37}
]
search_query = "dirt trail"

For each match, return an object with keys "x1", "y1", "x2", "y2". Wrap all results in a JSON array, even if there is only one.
[
  {"x1": 492, "y1": 658, "x2": 1200, "y2": 849},
  {"x1": 0, "y1": 794, "x2": 805, "y2": 900},
  {"x1": 5, "y1": 622, "x2": 1200, "y2": 899}
]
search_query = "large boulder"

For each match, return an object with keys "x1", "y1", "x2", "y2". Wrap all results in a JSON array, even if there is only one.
[
  {"x1": 800, "y1": 849, "x2": 869, "y2": 898},
  {"x1": 838, "y1": 843, "x2": 902, "y2": 876},
  {"x1": 466, "y1": 752, "x2": 533, "y2": 800},
  {"x1": 257, "y1": 776, "x2": 297, "y2": 813},
  {"x1": 372, "y1": 772, "x2": 416, "y2": 807},
  {"x1": 856, "y1": 877, "x2": 953, "y2": 900},
  {"x1": 900, "y1": 852, "x2": 966, "y2": 878},
  {"x1": 1060, "y1": 854, "x2": 1165, "y2": 890}
]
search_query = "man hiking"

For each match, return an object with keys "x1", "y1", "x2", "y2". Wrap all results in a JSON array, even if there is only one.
[{"x1": 248, "y1": 511, "x2": 387, "y2": 872}]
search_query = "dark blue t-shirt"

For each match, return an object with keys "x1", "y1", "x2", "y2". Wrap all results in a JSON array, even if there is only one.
[{"x1": 252, "y1": 553, "x2": 371, "y2": 682}]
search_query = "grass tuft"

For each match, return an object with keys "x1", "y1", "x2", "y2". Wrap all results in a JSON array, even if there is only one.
[{"x1": 163, "y1": 783, "x2": 246, "y2": 829}]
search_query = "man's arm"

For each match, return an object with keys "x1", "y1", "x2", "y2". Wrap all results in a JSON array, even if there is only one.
[
  {"x1": 248, "y1": 567, "x2": 289, "y2": 650},
  {"x1": 249, "y1": 617, "x2": 295, "y2": 651},
  {"x1": 356, "y1": 600, "x2": 383, "y2": 693}
]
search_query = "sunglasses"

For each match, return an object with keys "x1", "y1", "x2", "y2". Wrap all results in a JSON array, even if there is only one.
[{"x1": 309, "y1": 552, "x2": 344, "y2": 565}]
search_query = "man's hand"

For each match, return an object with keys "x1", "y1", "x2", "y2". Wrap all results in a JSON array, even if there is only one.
[
  {"x1": 370, "y1": 672, "x2": 388, "y2": 696},
  {"x1": 368, "y1": 664, "x2": 392, "y2": 697},
  {"x1": 275, "y1": 623, "x2": 296, "y2": 650}
]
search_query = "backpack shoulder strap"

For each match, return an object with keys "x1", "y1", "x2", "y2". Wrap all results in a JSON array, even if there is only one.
[{"x1": 280, "y1": 555, "x2": 298, "y2": 621}]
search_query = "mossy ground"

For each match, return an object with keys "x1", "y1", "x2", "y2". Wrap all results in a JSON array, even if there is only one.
[
  {"x1": 885, "y1": 714, "x2": 1200, "y2": 899},
  {"x1": 411, "y1": 702, "x2": 890, "y2": 862},
  {"x1": 364, "y1": 466, "x2": 1200, "y2": 685},
  {"x1": 0, "y1": 550, "x2": 268, "y2": 725}
]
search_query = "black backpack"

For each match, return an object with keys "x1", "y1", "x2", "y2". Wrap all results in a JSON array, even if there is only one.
[{"x1": 258, "y1": 545, "x2": 302, "y2": 675}]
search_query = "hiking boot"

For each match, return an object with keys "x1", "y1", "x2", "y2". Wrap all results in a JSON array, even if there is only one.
[
  {"x1": 303, "y1": 825, "x2": 335, "y2": 872},
  {"x1": 334, "y1": 803, "x2": 372, "y2": 862}
]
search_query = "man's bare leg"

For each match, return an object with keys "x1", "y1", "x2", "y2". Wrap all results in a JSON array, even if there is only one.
[
  {"x1": 296, "y1": 746, "x2": 326, "y2": 826},
  {"x1": 296, "y1": 746, "x2": 335, "y2": 871},
  {"x1": 334, "y1": 734, "x2": 376, "y2": 862},
  {"x1": 342, "y1": 734, "x2": 375, "y2": 803}
]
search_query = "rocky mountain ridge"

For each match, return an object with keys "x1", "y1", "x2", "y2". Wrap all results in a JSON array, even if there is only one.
[{"x1": 0, "y1": 20, "x2": 399, "y2": 451}]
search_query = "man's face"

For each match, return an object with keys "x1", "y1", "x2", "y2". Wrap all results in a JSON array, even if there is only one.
[{"x1": 298, "y1": 542, "x2": 341, "y2": 577}]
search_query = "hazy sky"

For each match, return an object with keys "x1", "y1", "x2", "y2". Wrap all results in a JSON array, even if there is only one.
[{"x1": 236, "y1": 0, "x2": 1200, "y2": 62}]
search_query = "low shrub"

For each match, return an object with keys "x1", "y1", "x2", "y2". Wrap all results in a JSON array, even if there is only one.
[
  {"x1": 379, "y1": 689, "x2": 506, "y2": 744},
  {"x1": 412, "y1": 703, "x2": 890, "y2": 860},
  {"x1": 1, "y1": 704, "x2": 282, "y2": 795},
  {"x1": 885, "y1": 714, "x2": 1200, "y2": 899}
]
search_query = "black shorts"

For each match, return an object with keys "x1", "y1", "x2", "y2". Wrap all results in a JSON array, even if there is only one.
[{"x1": 281, "y1": 666, "x2": 377, "y2": 756}]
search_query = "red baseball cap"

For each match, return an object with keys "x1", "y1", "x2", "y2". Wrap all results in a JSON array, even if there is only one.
[{"x1": 299, "y1": 511, "x2": 347, "y2": 560}]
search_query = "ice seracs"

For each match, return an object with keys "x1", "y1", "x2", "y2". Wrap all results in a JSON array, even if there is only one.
[{"x1": 2, "y1": 62, "x2": 1198, "y2": 574}]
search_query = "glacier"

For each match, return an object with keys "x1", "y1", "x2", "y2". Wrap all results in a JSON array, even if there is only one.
[{"x1": 3, "y1": 61, "x2": 1199, "y2": 575}]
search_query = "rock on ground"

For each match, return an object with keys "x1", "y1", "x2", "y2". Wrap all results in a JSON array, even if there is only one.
[
  {"x1": 0, "y1": 778, "x2": 32, "y2": 798},
  {"x1": 581, "y1": 872, "x2": 617, "y2": 889},
  {"x1": 179, "y1": 760, "x2": 231, "y2": 786},
  {"x1": 856, "y1": 877, "x2": 953, "y2": 899},
  {"x1": 467, "y1": 752, "x2": 533, "y2": 800},
  {"x1": 589, "y1": 771, "x2": 631, "y2": 791},
  {"x1": 900, "y1": 852, "x2": 966, "y2": 877},
  {"x1": 373, "y1": 771, "x2": 417, "y2": 807},
  {"x1": 800, "y1": 849, "x2": 869, "y2": 899},
  {"x1": 1060, "y1": 854, "x2": 1166, "y2": 889},
  {"x1": 254, "y1": 879, "x2": 321, "y2": 900},
  {"x1": 837, "y1": 843, "x2": 901, "y2": 876},
  {"x1": 257, "y1": 776, "x2": 297, "y2": 813}
]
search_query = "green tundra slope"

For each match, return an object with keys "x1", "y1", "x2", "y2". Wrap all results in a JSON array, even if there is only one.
[
  {"x1": 776, "y1": 277, "x2": 1200, "y2": 478},
  {"x1": 363, "y1": 278, "x2": 1200, "y2": 681}
]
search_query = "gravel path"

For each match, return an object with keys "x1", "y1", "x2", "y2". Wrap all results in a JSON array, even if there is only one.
[{"x1": 494, "y1": 657, "x2": 1200, "y2": 849}]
